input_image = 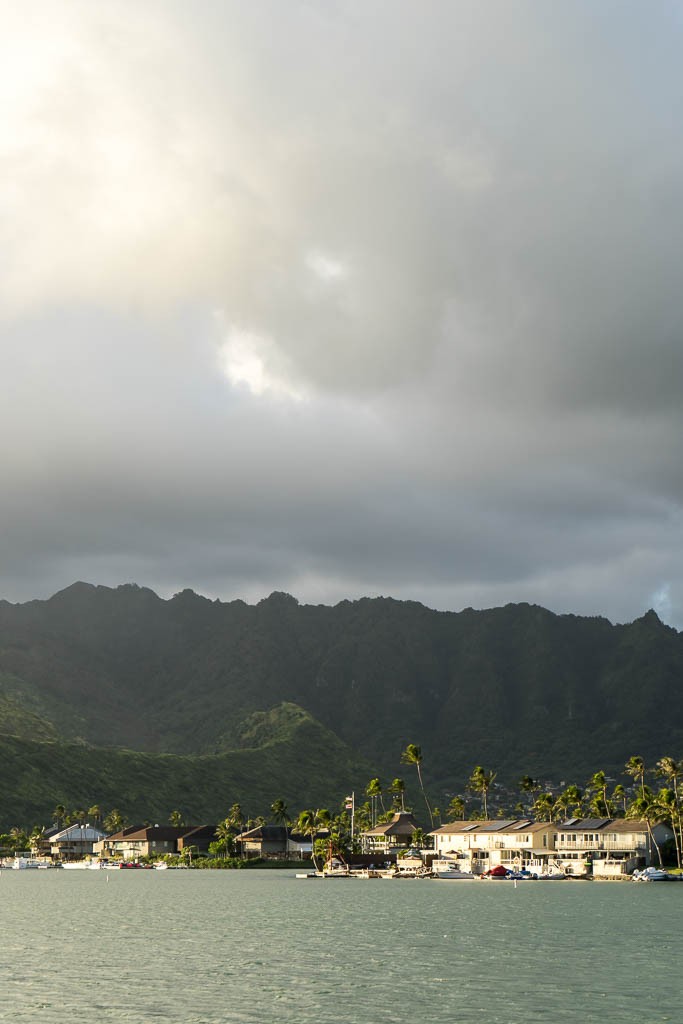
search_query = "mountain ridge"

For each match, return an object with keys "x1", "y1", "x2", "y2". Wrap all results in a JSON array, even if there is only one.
[{"x1": 0, "y1": 582, "x2": 681, "y2": 825}]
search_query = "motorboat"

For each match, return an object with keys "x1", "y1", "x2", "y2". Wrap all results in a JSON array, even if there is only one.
[
  {"x1": 322, "y1": 858, "x2": 351, "y2": 877},
  {"x1": 432, "y1": 858, "x2": 474, "y2": 879},
  {"x1": 632, "y1": 866, "x2": 671, "y2": 881}
]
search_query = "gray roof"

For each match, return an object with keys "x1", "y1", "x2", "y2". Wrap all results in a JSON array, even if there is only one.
[{"x1": 51, "y1": 825, "x2": 106, "y2": 842}]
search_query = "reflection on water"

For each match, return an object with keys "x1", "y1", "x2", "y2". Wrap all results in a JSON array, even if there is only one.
[{"x1": 0, "y1": 870, "x2": 679, "y2": 1023}]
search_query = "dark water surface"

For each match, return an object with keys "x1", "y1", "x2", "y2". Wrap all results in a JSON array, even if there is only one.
[{"x1": 0, "y1": 870, "x2": 679, "y2": 1023}]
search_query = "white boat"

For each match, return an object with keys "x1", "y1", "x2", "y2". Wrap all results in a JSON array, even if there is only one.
[
  {"x1": 154, "y1": 862, "x2": 169, "y2": 870},
  {"x1": 322, "y1": 858, "x2": 352, "y2": 877},
  {"x1": 632, "y1": 866, "x2": 671, "y2": 881},
  {"x1": 432, "y1": 858, "x2": 474, "y2": 879}
]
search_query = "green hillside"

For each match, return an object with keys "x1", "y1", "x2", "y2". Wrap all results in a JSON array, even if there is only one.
[
  {"x1": 0, "y1": 583, "x2": 682, "y2": 820},
  {"x1": 0, "y1": 703, "x2": 373, "y2": 831}
]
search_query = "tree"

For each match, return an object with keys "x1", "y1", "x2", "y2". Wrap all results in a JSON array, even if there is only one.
[
  {"x1": 270, "y1": 798, "x2": 290, "y2": 827},
  {"x1": 627, "y1": 791, "x2": 665, "y2": 867},
  {"x1": 52, "y1": 805, "x2": 67, "y2": 829},
  {"x1": 388, "y1": 778, "x2": 406, "y2": 812},
  {"x1": 169, "y1": 810, "x2": 184, "y2": 827},
  {"x1": 271, "y1": 798, "x2": 291, "y2": 858},
  {"x1": 29, "y1": 826, "x2": 46, "y2": 856},
  {"x1": 554, "y1": 784, "x2": 583, "y2": 820},
  {"x1": 625, "y1": 755, "x2": 646, "y2": 800},
  {"x1": 611, "y1": 784, "x2": 627, "y2": 815},
  {"x1": 401, "y1": 743, "x2": 433, "y2": 828},
  {"x1": 532, "y1": 792, "x2": 555, "y2": 822},
  {"x1": 9, "y1": 827, "x2": 28, "y2": 853},
  {"x1": 103, "y1": 809, "x2": 125, "y2": 834},
  {"x1": 586, "y1": 771, "x2": 610, "y2": 817},
  {"x1": 215, "y1": 818, "x2": 236, "y2": 859},
  {"x1": 87, "y1": 805, "x2": 102, "y2": 827},
  {"x1": 447, "y1": 796, "x2": 465, "y2": 821},
  {"x1": 366, "y1": 778, "x2": 383, "y2": 827},
  {"x1": 296, "y1": 809, "x2": 320, "y2": 869},
  {"x1": 468, "y1": 766, "x2": 497, "y2": 819},
  {"x1": 226, "y1": 803, "x2": 244, "y2": 831},
  {"x1": 519, "y1": 776, "x2": 539, "y2": 804},
  {"x1": 655, "y1": 758, "x2": 683, "y2": 869}
]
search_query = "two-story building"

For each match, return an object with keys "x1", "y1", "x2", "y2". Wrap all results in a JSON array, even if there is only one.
[
  {"x1": 96, "y1": 825, "x2": 187, "y2": 861},
  {"x1": 430, "y1": 817, "x2": 672, "y2": 876},
  {"x1": 553, "y1": 818, "x2": 672, "y2": 876},
  {"x1": 50, "y1": 824, "x2": 106, "y2": 862},
  {"x1": 429, "y1": 819, "x2": 556, "y2": 874}
]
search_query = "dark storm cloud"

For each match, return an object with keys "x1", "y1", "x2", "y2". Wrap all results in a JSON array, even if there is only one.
[{"x1": 2, "y1": 1, "x2": 683, "y2": 626}]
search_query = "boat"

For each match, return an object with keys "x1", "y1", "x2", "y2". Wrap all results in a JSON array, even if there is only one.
[
  {"x1": 62, "y1": 860, "x2": 105, "y2": 870},
  {"x1": 432, "y1": 858, "x2": 474, "y2": 880},
  {"x1": 154, "y1": 862, "x2": 169, "y2": 870},
  {"x1": 322, "y1": 858, "x2": 352, "y2": 878},
  {"x1": 632, "y1": 866, "x2": 671, "y2": 881},
  {"x1": 481, "y1": 865, "x2": 512, "y2": 880}
]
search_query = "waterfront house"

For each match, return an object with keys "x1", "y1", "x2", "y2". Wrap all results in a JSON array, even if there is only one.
[
  {"x1": 234, "y1": 825, "x2": 319, "y2": 859},
  {"x1": 553, "y1": 818, "x2": 673, "y2": 876},
  {"x1": 97, "y1": 825, "x2": 187, "y2": 861},
  {"x1": 361, "y1": 811, "x2": 422, "y2": 855},
  {"x1": 430, "y1": 817, "x2": 672, "y2": 875},
  {"x1": 177, "y1": 825, "x2": 219, "y2": 856},
  {"x1": 50, "y1": 824, "x2": 107, "y2": 861},
  {"x1": 429, "y1": 819, "x2": 556, "y2": 874}
]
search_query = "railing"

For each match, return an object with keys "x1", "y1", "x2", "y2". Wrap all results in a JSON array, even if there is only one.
[{"x1": 556, "y1": 840, "x2": 647, "y2": 852}]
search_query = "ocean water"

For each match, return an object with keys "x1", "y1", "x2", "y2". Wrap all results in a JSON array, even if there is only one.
[{"x1": 0, "y1": 870, "x2": 679, "y2": 1023}]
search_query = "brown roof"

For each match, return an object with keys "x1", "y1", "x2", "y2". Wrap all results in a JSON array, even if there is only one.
[
  {"x1": 109, "y1": 826, "x2": 187, "y2": 842},
  {"x1": 363, "y1": 812, "x2": 421, "y2": 837}
]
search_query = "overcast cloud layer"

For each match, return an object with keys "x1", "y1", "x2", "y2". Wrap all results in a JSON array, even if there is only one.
[{"x1": 2, "y1": 0, "x2": 683, "y2": 626}]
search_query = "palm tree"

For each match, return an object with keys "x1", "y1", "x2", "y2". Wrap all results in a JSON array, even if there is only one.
[
  {"x1": 611, "y1": 784, "x2": 627, "y2": 815},
  {"x1": 366, "y1": 778, "x2": 382, "y2": 826},
  {"x1": 215, "y1": 818, "x2": 236, "y2": 859},
  {"x1": 532, "y1": 792, "x2": 555, "y2": 822},
  {"x1": 87, "y1": 805, "x2": 102, "y2": 828},
  {"x1": 586, "y1": 771, "x2": 610, "y2": 816},
  {"x1": 655, "y1": 757, "x2": 683, "y2": 869},
  {"x1": 103, "y1": 809, "x2": 125, "y2": 834},
  {"x1": 401, "y1": 743, "x2": 433, "y2": 828},
  {"x1": 9, "y1": 827, "x2": 28, "y2": 853},
  {"x1": 625, "y1": 755, "x2": 646, "y2": 800},
  {"x1": 29, "y1": 826, "x2": 46, "y2": 857},
  {"x1": 270, "y1": 798, "x2": 290, "y2": 857},
  {"x1": 447, "y1": 795, "x2": 465, "y2": 821},
  {"x1": 468, "y1": 766, "x2": 497, "y2": 819},
  {"x1": 655, "y1": 788, "x2": 681, "y2": 869},
  {"x1": 52, "y1": 804, "x2": 67, "y2": 829},
  {"x1": 519, "y1": 775, "x2": 539, "y2": 806},
  {"x1": 227, "y1": 803, "x2": 244, "y2": 831},
  {"x1": 627, "y1": 791, "x2": 665, "y2": 867},
  {"x1": 388, "y1": 778, "x2": 406, "y2": 812},
  {"x1": 296, "y1": 809, "x2": 320, "y2": 869},
  {"x1": 554, "y1": 784, "x2": 583, "y2": 820}
]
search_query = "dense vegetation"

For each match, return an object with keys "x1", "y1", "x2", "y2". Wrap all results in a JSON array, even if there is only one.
[
  {"x1": 0, "y1": 704, "x2": 372, "y2": 831},
  {"x1": 1, "y1": 582, "x2": 682, "y2": 827}
]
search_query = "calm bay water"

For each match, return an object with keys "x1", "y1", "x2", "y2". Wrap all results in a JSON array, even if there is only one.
[{"x1": 0, "y1": 869, "x2": 680, "y2": 1023}]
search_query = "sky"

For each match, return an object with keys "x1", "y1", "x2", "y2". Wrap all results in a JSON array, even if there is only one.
[{"x1": 2, "y1": 0, "x2": 683, "y2": 628}]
